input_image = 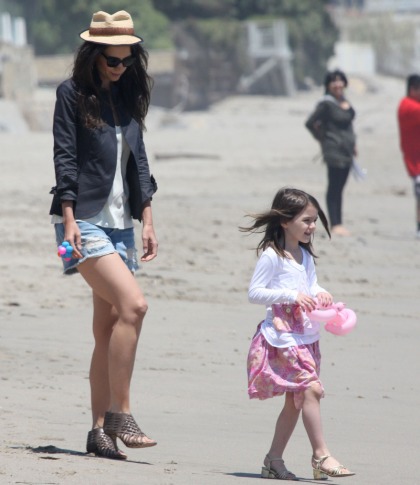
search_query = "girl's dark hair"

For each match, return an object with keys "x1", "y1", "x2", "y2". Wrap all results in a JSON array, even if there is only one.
[
  {"x1": 324, "y1": 69, "x2": 348, "y2": 94},
  {"x1": 239, "y1": 187, "x2": 330, "y2": 258},
  {"x1": 72, "y1": 42, "x2": 152, "y2": 130}
]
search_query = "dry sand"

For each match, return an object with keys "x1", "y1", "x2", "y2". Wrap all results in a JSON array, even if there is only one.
[{"x1": 1, "y1": 74, "x2": 419, "y2": 484}]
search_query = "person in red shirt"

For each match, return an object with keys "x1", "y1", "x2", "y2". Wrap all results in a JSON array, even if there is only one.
[{"x1": 397, "y1": 74, "x2": 420, "y2": 237}]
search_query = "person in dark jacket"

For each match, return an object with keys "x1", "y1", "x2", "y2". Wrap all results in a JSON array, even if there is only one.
[
  {"x1": 49, "y1": 10, "x2": 158, "y2": 459},
  {"x1": 305, "y1": 70, "x2": 357, "y2": 236}
]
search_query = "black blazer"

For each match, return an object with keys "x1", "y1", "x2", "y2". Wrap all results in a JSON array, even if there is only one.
[{"x1": 49, "y1": 79, "x2": 157, "y2": 221}]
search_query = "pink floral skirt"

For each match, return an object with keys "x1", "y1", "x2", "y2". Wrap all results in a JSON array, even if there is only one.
[{"x1": 247, "y1": 323, "x2": 324, "y2": 409}]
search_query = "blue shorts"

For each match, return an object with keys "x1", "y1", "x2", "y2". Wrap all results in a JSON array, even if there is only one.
[{"x1": 54, "y1": 221, "x2": 139, "y2": 275}]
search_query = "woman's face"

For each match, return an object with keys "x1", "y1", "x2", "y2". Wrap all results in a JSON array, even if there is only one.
[
  {"x1": 96, "y1": 45, "x2": 133, "y2": 89},
  {"x1": 327, "y1": 77, "x2": 345, "y2": 99}
]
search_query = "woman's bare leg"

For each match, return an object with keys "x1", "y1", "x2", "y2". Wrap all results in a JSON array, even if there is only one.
[
  {"x1": 78, "y1": 253, "x2": 147, "y2": 414},
  {"x1": 90, "y1": 291, "x2": 118, "y2": 428}
]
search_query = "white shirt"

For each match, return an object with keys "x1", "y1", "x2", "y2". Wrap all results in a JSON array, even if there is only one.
[
  {"x1": 86, "y1": 126, "x2": 133, "y2": 229},
  {"x1": 248, "y1": 246, "x2": 327, "y2": 348}
]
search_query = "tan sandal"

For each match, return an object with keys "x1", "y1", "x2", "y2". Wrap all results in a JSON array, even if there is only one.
[
  {"x1": 312, "y1": 455, "x2": 355, "y2": 479},
  {"x1": 103, "y1": 412, "x2": 157, "y2": 449},
  {"x1": 261, "y1": 454, "x2": 297, "y2": 480}
]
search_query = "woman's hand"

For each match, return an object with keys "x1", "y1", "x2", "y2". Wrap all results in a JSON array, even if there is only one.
[
  {"x1": 141, "y1": 223, "x2": 158, "y2": 262},
  {"x1": 316, "y1": 291, "x2": 333, "y2": 307},
  {"x1": 296, "y1": 292, "x2": 317, "y2": 312},
  {"x1": 63, "y1": 219, "x2": 83, "y2": 259},
  {"x1": 62, "y1": 202, "x2": 82, "y2": 258}
]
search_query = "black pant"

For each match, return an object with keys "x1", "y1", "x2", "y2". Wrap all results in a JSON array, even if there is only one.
[{"x1": 326, "y1": 165, "x2": 351, "y2": 227}]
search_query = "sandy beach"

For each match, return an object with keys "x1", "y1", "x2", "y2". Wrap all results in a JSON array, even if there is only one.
[{"x1": 1, "y1": 74, "x2": 419, "y2": 484}]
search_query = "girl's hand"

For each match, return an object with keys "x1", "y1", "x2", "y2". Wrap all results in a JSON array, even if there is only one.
[
  {"x1": 63, "y1": 220, "x2": 83, "y2": 259},
  {"x1": 296, "y1": 292, "x2": 317, "y2": 312},
  {"x1": 316, "y1": 291, "x2": 333, "y2": 307},
  {"x1": 141, "y1": 223, "x2": 158, "y2": 262}
]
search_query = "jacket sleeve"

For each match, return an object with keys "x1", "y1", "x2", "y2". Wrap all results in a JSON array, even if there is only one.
[
  {"x1": 53, "y1": 81, "x2": 79, "y2": 202},
  {"x1": 137, "y1": 131, "x2": 157, "y2": 203},
  {"x1": 305, "y1": 101, "x2": 327, "y2": 141}
]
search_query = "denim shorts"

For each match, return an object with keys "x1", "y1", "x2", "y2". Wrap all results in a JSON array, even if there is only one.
[{"x1": 54, "y1": 221, "x2": 139, "y2": 275}]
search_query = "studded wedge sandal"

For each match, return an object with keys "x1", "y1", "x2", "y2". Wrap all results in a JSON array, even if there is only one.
[
  {"x1": 86, "y1": 427, "x2": 127, "y2": 460},
  {"x1": 103, "y1": 412, "x2": 157, "y2": 448}
]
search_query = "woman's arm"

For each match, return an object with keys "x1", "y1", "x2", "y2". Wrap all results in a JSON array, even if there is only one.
[
  {"x1": 53, "y1": 81, "x2": 83, "y2": 257},
  {"x1": 305, "y1": 101, "x2": 327, "y2": 141},
  {"x1": 140, "y1": 200, "x2": 158, "y2": 262},
  {"x1": 61, "y1": 201, "x2": 83, "y2": 258},
  {"x1": 53, "y1": 81, "x2": 79, "y2": 203}
]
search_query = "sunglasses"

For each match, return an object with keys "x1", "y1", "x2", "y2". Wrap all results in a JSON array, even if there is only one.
[{"x1": 101, "y1": 53, "x2": 135, "y2": 68}]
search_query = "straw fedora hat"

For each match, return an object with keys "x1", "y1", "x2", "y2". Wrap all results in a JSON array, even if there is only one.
[{"x1": 80, "y1": 10, "x2": 142, "y2": 45}]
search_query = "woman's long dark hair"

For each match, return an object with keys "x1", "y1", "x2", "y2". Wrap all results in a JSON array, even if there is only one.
[
  {"x1": 72, "y1": 41, "x2": 153, "y2": 130},
  {"x1": 239, "y1": 187, "x2": 330, "y2": 258}
]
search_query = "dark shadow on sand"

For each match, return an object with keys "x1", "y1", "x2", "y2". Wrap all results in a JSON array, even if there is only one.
[
  {"x1": 17, "y1": 445, "x2": 152, "y2": 465},
  {"x1": 226, "y1": 471, "x2": 340, "y2": 483}
]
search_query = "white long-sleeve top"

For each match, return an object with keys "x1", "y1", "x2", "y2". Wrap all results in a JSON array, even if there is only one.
[
  {"x1": 248, "y1": 246, "x2": 327, "y2": 348},
  {"x1": 86, "y1": 126, "x2": 133, "y2": 229}
]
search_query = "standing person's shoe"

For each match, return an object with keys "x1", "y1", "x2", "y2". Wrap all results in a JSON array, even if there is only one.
[
  {"x1": 86, "y1": 427, "x2": 127, "y2": 460},
  {"x1": 104, "y1": 412, "x2": 157, "y2": 448}
]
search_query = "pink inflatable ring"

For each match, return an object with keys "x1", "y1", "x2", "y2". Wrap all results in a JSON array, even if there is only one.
[{"x1": 308, "y1": 301, "x2": 357, "y2": 336}]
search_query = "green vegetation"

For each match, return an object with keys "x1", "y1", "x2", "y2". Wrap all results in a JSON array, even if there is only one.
[
  {"x1": 2, "y1": 0, "x2": 337, "y2": 85},
  {"x1": 4, "y1": 0, "x2": 171, "y2": 54}
]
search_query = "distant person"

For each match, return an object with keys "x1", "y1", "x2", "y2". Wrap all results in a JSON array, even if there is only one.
[
  {"x1": 49, "y1": 10, "x2": 158, "y2": 459},
  {"x1": 397, "y1": 74, "x2": 420, "y2": 238},
  {"x1": 305, "y1": 69, "x2": 357, "y2": 236},
  {"x1": 240, "y1": 187, "x2": 355, "y2": 480}
]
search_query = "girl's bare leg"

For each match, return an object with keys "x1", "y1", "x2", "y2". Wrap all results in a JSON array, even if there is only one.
[
  {"x1": 302, "y1": 384, "x2": 351, "y2": 472},
  {"x1": 78, "y1": 253, "x2": 147, "y2": 415},
  {"x1": 265, "y1": 392, "x2": 300, "y2": 472}
]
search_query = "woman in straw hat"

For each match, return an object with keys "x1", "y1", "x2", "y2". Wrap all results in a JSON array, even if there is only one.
[{"x1": 49, "y1": 10, "x2": 158, "y2": 459}]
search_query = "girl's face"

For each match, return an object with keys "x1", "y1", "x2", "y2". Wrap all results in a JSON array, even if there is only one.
[
  {"x1": 281, "y1": 203, "x2": 318, "y2": 246},
  {"x1": 328, "y1": 77, "x2": 345, "y2": 99},
  {"x1": 96, "y1": 45, "x2": 133, "y2": 89}
]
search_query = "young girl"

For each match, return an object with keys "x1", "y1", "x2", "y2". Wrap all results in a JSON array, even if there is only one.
[{"x1": 241, "y1": 187, "x2": 355, "y2": 480}]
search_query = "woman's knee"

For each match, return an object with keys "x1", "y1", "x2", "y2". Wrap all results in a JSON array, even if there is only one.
[{"x1": 122, "y1": 297, "x2": 148, "y2": 326}]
